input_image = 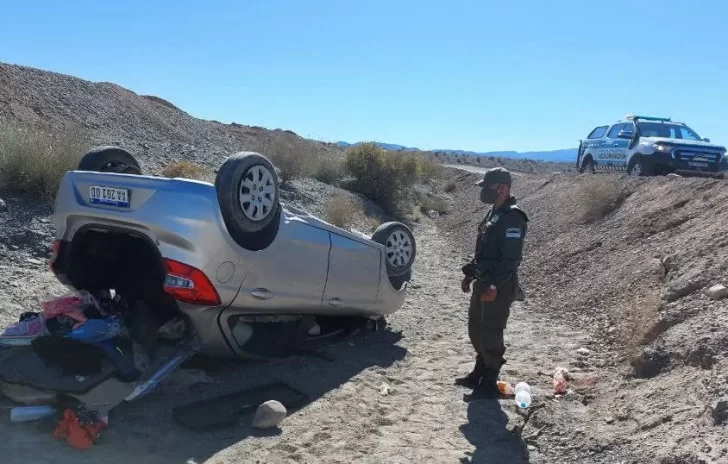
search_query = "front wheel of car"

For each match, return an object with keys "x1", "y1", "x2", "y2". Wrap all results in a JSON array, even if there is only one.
[
  {"x1": 628, "y1": 155, "x2": 653, "y2": 177},
  {"x1": 77, "y1": 146, "x2": 142, "y2": 174},
  {"x1": 215, "y1": 151, "x2": 281, "y2": 251},
  {"x1": 372, "y1": 222, "x2": 416, "y2": 278}
]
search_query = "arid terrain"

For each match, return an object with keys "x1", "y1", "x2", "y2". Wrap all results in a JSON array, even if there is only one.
[{"x1": 1, "y1": 62, "x2": 727, "y2": 464}]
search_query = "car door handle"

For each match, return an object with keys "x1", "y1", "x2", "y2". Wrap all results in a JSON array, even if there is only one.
[
  {"x1": 328, "y1": 298, "x2": 342, "y2": 307},
  {"x1": 251, "y1": 288, "x2": 272, "y2": 300}
]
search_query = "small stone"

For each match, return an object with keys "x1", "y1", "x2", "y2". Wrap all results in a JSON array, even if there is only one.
[
  {"x1": 379, "y1": 383, "x2": 391, "y2": 396},
  {"x1": 577, "y1": 348, "x2": 591, "y2": 357},
  {"x1": 0, "y1": 198, "x2": 6, "y2": 212},
  {"x1": 252, "y1": 400, "x2": 287, "y2": 429},
  {"x1": 25, "y1": 258, "x2": 43, "y2": 265},
  {"x1": 605, "y1": 417, "x2": 615, "y2": 424},
  {"x1": 661, "y1": 255, "x2": 677, "y2": 273},
  {"x1": 707, "y1": 284, "x2": 728, "y2": 301}
]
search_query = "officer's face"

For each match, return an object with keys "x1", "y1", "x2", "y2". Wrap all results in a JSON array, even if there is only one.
[{"x1": 480, "y1": 184, "x2": 499, "y2": 204}]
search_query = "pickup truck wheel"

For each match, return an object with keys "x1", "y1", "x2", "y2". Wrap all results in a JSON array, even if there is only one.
[
  {"x1": 78, "y1": 146, "x2": 142, "y2": 174},
  {"x1": 372, "y1": 222, "x2": 416, "y2": 277},
  {"x1": 628, "y1": 155, "x2": 653, "y2": 177},
  {"x1": 580, "y1": 157, "x2": 595, "y2": 174},
  {"x1": 216, "y1": 152, "x2": 281, "y2": 250}
]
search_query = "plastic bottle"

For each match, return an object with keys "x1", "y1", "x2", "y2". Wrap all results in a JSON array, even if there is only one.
[
  {"x1": 514, "y1": 382, "x2": 532, "y2": 409},
  {"x1": 514, "y1": 382, "x2": 531, "y2": 395},
  {"x1": 10, "y1": 405, "x2": 56, "y2": 423},
  {"x1": 515, "y1": 390, "x2": 532, "y2": 409}
]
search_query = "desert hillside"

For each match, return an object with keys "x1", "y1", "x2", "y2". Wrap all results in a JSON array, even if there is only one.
[{"x1": 0, "y1": 62, "x2": 726, "y2": 464}]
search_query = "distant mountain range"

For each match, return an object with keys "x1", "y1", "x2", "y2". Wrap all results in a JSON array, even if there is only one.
[{"x1": 336, "y1": 141, "x2": 576, "y2": 163}]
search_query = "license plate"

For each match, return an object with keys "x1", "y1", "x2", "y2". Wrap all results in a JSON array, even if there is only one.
[
  {"x1": 688, "y1": 162, "x2": 708, "y2": 168},
  {"x1": 89, "y1": 186, "x2": 130, "y2": 208}
]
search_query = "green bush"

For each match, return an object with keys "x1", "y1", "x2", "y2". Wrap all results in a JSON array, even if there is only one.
[{"x1": 0, "y1": 125, "x2": 89, "y2": 199}]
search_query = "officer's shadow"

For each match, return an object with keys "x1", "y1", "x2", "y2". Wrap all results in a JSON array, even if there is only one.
[{"x1": 458, "y1": 399, "x2": 529, "y2": 464}]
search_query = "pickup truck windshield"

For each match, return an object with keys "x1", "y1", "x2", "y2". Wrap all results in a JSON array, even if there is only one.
[{"x1": 637, "y1": 122, "x2": 702, "y2": 140}]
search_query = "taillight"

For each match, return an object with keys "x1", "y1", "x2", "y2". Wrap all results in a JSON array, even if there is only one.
[
  {"x1": 49, "y1": 240, "x2": 61, "y2": 273},
  {"x1": 163, "y1": 258, "x2": 221, "y2": 306}
]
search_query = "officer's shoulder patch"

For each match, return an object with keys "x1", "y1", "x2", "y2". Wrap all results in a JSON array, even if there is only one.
[{"x1": 505, "y1": 227, "x2": 522, "y2": 239}]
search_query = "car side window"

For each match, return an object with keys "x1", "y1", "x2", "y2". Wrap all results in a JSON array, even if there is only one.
[
  {"x1": 606, "y1": 124, "x2": 624, "y2": 138},
  {"x1": 588, "y1": 126, "x2": 608, "y2": 139},
  {"x1": 622, "y1": 122, "x2": 634, "y2": 133},
  {"x1": 679, "y1": 127, "x2": 700, "y2": 140}
]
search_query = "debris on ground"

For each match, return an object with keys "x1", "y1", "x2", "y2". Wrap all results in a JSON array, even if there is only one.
[
  {"x1": 553, "y1": 367, "x2": 570, "y2": 394},
  {"x1": 252, "y1": 400, "x2": 288, "y2": 429},
  {"x1": 707, "y1": 284, "x2": 728, "y2": 300}
]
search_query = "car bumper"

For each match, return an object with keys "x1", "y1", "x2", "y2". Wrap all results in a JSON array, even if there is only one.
[{"x1": 648, "y1": 152, "x2": 728, "y2": 176}]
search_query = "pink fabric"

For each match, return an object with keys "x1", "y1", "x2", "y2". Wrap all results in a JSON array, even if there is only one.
[{"x1": 41, "y1": 295, "x2": 89, "y2": 327}]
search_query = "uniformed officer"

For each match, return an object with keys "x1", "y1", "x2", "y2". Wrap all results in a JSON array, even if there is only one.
[{"x1": 456, "y1": 167, "x2": 528, "y2": 400}]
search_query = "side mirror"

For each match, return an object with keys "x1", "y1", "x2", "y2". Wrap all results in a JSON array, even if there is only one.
[
  {"x1": 617, "y1": 130, "x2": 634, "y2": 139},
  {"x1": 703, "y1": 137, "x2": 711, "y2": 143}
]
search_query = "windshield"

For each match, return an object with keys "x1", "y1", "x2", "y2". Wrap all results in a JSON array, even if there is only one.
[{"x1": 637, "y1": 122, "x2": 702, "y2": 140}]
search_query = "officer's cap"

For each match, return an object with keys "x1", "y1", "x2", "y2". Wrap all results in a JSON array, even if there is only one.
[{"x1": 475, "y1": 167, "x2": 512, "y2": 187}]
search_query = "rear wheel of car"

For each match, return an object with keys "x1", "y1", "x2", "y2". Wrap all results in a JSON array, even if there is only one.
[
  {"x1": 215, "y1": 151, "x2": 281, "y2": 251},
  {"x1": 77, "y1": 146, "x2": 142, "y2": 174},
  {"x1": 372, "y1": 222, "x2": 416, "y2": 278}
]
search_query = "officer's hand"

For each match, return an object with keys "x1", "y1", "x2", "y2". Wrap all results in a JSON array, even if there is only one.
[
  {"x1": 480, "y1": 285, "x2": 497, "y2": 302},
  {"x1": 461, "y1": 277, "x2": 473, "y2": 293}
]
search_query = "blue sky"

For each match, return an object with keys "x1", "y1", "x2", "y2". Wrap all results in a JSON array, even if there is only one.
[{"x1": 1, "y1": 0, "x2": 727, "y2": 152}]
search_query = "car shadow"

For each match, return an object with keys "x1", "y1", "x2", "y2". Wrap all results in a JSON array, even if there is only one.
[
  {"x1": 102, "y1": 327, "x2": 407, "y2": 464},
  {"x1": 458, "y1": 399, "x2": 529, "y2": 464}
]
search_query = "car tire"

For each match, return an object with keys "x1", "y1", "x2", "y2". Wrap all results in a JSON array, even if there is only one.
[
  {"x1": 628, "y1": 155, "x2": 653, "y2": 177},
  {"x1": 216, "y1": 151, "x2": 281, "y2": 251},
  {"x1": 371, "y1": 222, "x2": 416, "y2": 278},
  {"x1": 77, "y1": 146, "x2": 142, "y2": 174},
  {"x1": 580, "y1": 157, "x2": 595, "y2": 174}
]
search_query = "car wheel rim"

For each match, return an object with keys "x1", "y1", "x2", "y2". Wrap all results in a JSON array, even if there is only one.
[
  {"x1": 239, "y1": 165, "x2": 276, "y2": 221},
  {"x1": 385, "y1": 230, "x2": 413, "y2": 268},
  {"x1": 631, "y1": 163, "x2": 642, "y2": 176}
]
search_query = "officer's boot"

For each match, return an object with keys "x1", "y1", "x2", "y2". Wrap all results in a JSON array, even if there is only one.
[
  {"x1": 464, "y1": 368, "x2": 500, "y2": 401},
  {"x1": 454, "y1": 355, "x2": 484, "y2": 389}
]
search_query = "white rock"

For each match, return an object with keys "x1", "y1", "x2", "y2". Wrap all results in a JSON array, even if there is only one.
[
  {"x1": 577, "y1": 348, "x2": 591, "y2": 357},
  {"x1": 0, "y1": 198, "x2": 6, "y2": 212},
  {"x1": 379, "y1": 383, "x2": 391, "y2": 396},
  {"x1": 252, "y1": 400, "x2": 287, "y2": 429},
  {"x1": 707, "y1": 284, "x2": 728, "y2": 300}
]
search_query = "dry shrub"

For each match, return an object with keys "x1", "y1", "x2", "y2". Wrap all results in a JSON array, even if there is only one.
[
  {"x1": 246, "y1": 136, "x2": 325, "y2": 183},
  {"x1": 343, "y1": 143, "x2": 444, "y2": 215},
  {"x1": 161, "y1": 161, "x2": 209, "y2": 180},
  {"x1": 577, "y1": 176, "x2": 629, "y2": 223},
  {"x1": 0, "y1": 124, "x2": 89, "y2": 199},
  {"x1": 419, "y1": 196, "x2": 449, "y2": 215},
  {"x1": 313, "y1": 156, "x2": 345, "y2": 185},
  {"x1": 324, "y1": 195, "x2": 358, "y2": 228},
  {"x1": 444, "y1": 181, "x2": 457, "y2": 193}
]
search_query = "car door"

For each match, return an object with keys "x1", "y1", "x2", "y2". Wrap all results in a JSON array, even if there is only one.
[
  {"x1": 230, "y1": 217, "x2": 331, "y2": 312},
  {"x1": 321, "y1": 232, "x2": 381, "y2": 312},
  {"x1": 601, "y1": 123, "x2": 627, "y2": 168}
]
